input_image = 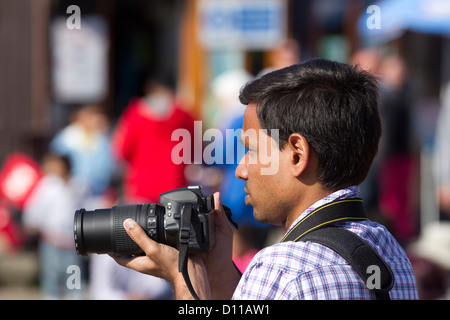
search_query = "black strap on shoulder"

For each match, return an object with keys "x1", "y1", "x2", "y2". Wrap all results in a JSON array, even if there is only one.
[{"x1": 281, "y1": 198, "x2": 394, "y2": 300}]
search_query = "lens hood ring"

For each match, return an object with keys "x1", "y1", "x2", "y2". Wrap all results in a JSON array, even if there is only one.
[{"x1": 74, "y1": 208, "x2": 87, "y2": 256}]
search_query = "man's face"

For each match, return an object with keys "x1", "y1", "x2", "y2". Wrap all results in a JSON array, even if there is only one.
[{"x1": 235, "y1": 104, "x2": 292, "y2": 226}]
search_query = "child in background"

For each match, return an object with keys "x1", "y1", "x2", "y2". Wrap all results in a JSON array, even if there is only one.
[{"x1": 23, "y1": 153, "x2": 88, "y2": 299}]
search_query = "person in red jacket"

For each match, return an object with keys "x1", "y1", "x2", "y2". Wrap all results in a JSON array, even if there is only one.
[{"x1": 112, "y1": 75, "x2": 195, "y2": 204}]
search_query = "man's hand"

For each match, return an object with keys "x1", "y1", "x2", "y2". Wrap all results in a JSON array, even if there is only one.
[
  {"x1": 199, "y1": 192, "x2": 241, "y2": 299},
  {"x1": 110, "y1": 219, "x2": 210, "y2": 300},
  {"x1": 110, "y1": 191, "x2": 240, "y2": 300}
]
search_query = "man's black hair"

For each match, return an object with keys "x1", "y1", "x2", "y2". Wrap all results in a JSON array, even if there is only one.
[{"x1": 239, "y1": 58, "x2": 382, "y2": 190}]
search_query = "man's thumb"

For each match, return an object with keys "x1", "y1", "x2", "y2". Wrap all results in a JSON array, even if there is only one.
[{"x1": 123, "y1": 218, "x2": 152, "y2": 250}]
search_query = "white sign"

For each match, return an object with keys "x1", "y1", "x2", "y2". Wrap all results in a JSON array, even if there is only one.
[
  {"x1": 198, "y1": 0, "x2": 287, "y2": 50},
  {"x1": 51, "y1": 16, "x2": 109, "y2": 103}
]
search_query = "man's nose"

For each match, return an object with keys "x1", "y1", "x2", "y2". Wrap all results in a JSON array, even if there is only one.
[{"x1": 235, "y1": 154, "x2": 248, "y2": 181}]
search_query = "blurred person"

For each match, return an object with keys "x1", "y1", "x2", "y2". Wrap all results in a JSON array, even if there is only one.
[
  {"x1": 195, "y1": 68, "x2": 253, "y2": 193},
  {"x1": 377, "y1": 54, "x2": 417, "y2": 244},
  {"x1": 112, "y1": 59, "x2": 418, "y2": 300},
  {"x1": 350, "y1": 48, "x2": 382, "y2": 217},
  {"x1": 210, "y1": 69, "x2": 264, "y2": 271},
  {"x1": 50, "y1": 104, "x2": 115, "y2": 207},
  {"x1": 257, "y1": 38, "x2": 301, "y2": 77},
  {"x1": 108, "y1": 74, "x2": 196, "y2": 299},
  {"x1": 434, "y1": 81, "x2": 450, "y2": 218},
  {"x1": 350, "y1": 48, "x2": 381, "y2": 75},
  {"x1": 23, "y1": 153, "x2": 88, "y2": 299},
  {"x1": 111, "y1": 74, "x2": 195, "y2": 204},
  {"x1": 351, "y1": 50, "x2": 417, "y2": 243},
  {"x1": 209, "y1": 68, "x2": 253, "y2": 131}
]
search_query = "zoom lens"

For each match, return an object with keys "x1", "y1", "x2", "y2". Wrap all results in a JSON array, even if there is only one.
[{"x1": 74, "y1": 204, "x2": 165, "y2": 256}]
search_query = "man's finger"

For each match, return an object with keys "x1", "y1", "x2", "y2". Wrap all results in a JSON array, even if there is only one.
[
  {"x1": 213, "y1": 192, "x2": 226, "y2": 219},
  {"x1": 213, "y1": 192, "x2": 235, "y2": 232},
  {"x1": 109, "y1": 253, "x2": 135, "y2": 267}
]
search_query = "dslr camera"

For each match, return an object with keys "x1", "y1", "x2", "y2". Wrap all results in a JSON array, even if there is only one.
[{"x1": 74, "y1": 186, "x2": 219, "y2": 256}]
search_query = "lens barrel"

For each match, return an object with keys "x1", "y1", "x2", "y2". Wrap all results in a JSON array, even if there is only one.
[{"x1": 74, "y1": 204, "x2": 165, "y2": 256}]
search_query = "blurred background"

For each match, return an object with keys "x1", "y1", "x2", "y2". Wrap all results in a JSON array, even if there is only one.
[{"x1": 1, "y1": 0, "x2": 450, "y2": 300}]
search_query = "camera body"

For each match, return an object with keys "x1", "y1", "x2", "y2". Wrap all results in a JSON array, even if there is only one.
[
  {"x1": 74, "y1": 186, "x2": 215, "y2": 256},
  {"x1": 158, "y1": 185, "x2": 214, "y2": 252}
]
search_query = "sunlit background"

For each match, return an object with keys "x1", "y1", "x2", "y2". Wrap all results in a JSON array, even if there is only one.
[{"x1": 1, "y1": 0, "x2": 450, "y2": 300}]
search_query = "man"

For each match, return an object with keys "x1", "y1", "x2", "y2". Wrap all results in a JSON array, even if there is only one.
[{"x1": 112, "y1": 59, "x2": 418, "y2": 299}]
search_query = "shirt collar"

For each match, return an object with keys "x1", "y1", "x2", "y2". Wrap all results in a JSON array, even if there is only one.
[{"x1": 285, "y1": 185, "x2": 362, "y2": 233}]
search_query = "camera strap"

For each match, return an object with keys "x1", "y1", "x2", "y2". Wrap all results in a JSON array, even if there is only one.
[
  {"x1": 281, "y1": 198, "x2": 394, "y2": 300},
  {"x1": 178, "y1": 203, "x2": 202, "y2": 300},
  {"x1": 178, "y1": 203, "x2": 240, "y2": 300}
]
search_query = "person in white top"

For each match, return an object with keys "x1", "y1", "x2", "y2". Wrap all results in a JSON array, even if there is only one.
[{"x1": 23, "y1": 152, "x2": 88, "y2": 299}]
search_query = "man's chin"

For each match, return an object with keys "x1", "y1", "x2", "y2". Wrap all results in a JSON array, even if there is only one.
[
  {"x1": 252, "y1": 210, "x2": 267, "y2": 224},
  {"x1": 252, "y1": 209, "x2": 282, "y2": 227}
]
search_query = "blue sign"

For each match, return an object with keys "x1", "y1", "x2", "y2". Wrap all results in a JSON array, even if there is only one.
[{"x1": 198, "y1": 0, "x2": 287, "y2": 50}]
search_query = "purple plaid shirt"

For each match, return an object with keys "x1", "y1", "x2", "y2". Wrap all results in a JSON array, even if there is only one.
[{"x1": 232, "y1": 186, "x2": 418, "y2": 300}]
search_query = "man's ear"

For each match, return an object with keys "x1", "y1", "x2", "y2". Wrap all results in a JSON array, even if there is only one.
[{"x1": 287, "y1": 133, "x2": 310, "y2": 177}]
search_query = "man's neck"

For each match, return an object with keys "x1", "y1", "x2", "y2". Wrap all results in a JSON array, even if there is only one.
[{"x1": 284, "y1": 184, "x2": 335, "y2": 230}]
